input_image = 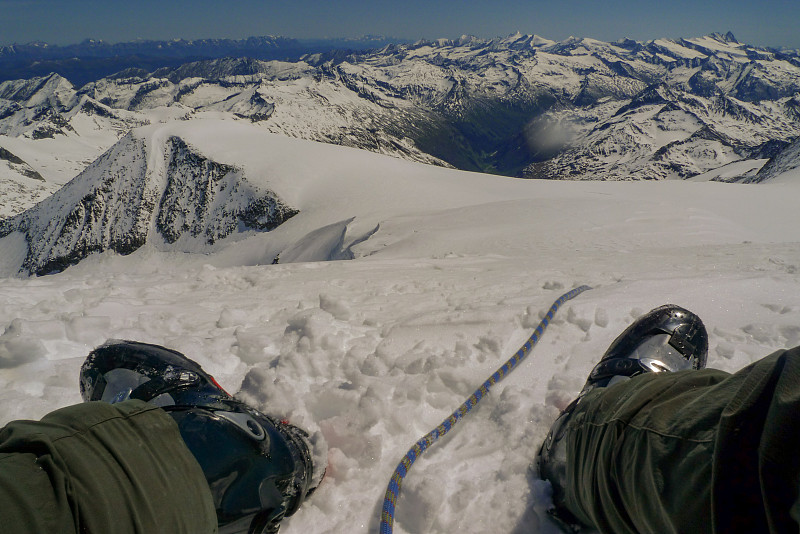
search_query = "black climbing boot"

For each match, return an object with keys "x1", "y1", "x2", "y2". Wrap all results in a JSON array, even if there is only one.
[
  {"x1": 536, "y1": 305, "x2": 708, "y2": 531},
  {"x1": 581, "y1": 304, "x2": 708, "y2": 393},
  {"x1": 81, "y1": 340, "x2": 320, "y2": 534}
]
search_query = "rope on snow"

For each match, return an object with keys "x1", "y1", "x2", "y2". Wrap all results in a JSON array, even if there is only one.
[{"x1": 378, "y1": 285, "x2": 592, "y2": 534}]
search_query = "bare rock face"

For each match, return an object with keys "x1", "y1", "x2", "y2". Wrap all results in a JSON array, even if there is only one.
[
  {"x1": 0, "y1": 132, "x2": 297, "y2": 276},
  {"x1": 745, "y1": 136, "x2": 800, "y2": 183},
  {"x1": 157, "y1": 137, "x2": 296, "y2": 244}
]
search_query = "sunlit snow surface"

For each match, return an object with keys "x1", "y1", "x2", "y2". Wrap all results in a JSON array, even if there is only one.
[{"x1": 1, "y1": 122, "x2": 799, "y2": 533}]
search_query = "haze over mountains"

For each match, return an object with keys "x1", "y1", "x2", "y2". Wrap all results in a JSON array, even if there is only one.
[{"x1": 0, "y1": 35, "x2": 408, "y2": 86}]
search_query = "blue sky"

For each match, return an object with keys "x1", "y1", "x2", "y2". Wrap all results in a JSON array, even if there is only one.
[{"x1": 1, "y1": 0, "x2": 798, "y2": 48}]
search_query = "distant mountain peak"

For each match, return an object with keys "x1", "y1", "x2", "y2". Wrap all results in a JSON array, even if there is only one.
[{"x1": 713, "y1": 31, "x2": 739, "y2": 43}]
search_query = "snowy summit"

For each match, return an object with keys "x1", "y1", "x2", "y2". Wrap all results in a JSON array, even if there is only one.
[{"x1": 1, "y1": 31, "x2": 800, "y2": 534}]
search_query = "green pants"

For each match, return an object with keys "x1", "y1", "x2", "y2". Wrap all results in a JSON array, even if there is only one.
[
  {"x1": 0, "y1": 400, "x2": 217, "y2": 534},
  {"x1": 561, "y1": 346, "x2": 800, "y2": 533}
]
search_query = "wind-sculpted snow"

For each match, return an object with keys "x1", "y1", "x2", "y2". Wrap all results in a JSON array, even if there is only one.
[
  {"x1": 3, "y1": 113, "x2": 800, "y2": 279},
  {"x1": 0, "y1": 130, "x2": 298, "y2": 276}
]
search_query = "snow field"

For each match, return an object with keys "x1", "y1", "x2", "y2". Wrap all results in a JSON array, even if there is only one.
[{"x1": 1, "y1": 247, "x2": 799, "y2": 533}]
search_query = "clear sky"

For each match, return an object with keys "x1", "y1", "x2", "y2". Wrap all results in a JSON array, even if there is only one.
[{"x1": 1, "y1": 0, "x2": 798, "y2": 49}]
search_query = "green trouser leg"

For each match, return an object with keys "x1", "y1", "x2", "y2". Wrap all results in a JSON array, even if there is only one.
[
  {"x1": 0, "y1": 400, "x2": 217, "y2": 534},
  {"x1": 560, "y1": 346, "x2": 800, "y2": 534}
]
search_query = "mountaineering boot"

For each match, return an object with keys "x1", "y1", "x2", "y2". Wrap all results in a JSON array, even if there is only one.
[
  {"x1": 80, "y1": 339, "x2": 232, "y2": 406},
  {"x1": 536, "y1": 304, "x2": 708, "y2": 532},
  {"x1": 80, "y1": 340, "x2": 320, "y2": 534},
  {"x1": 580, "y1": 304, "x2": 708, "y2": 393}
]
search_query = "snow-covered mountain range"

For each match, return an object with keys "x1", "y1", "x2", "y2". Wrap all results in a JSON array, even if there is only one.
[
  {"x1": 1, "y1": 32, "x2": 800, "y2": 275},
  {"x1": 2, "y1": 32, "x2": 799, "y2": 193}
]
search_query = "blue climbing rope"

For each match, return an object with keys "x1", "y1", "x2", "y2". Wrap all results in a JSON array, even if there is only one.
[{"x1": 378, "y1": 285, "x2": 592, "y2": 534}]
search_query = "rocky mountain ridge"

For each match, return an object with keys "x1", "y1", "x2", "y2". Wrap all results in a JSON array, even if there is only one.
[
  {"x1": 745, "y1": 136, "x2": 800, "y2": 183},
  {"x1": 0, "y1": 130, "x2": 297, "y2": 275}
]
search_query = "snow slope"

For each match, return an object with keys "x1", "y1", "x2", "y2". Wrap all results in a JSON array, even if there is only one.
[{"x1": 1, "y1": 124, "x2": 799, "y2": 533}]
